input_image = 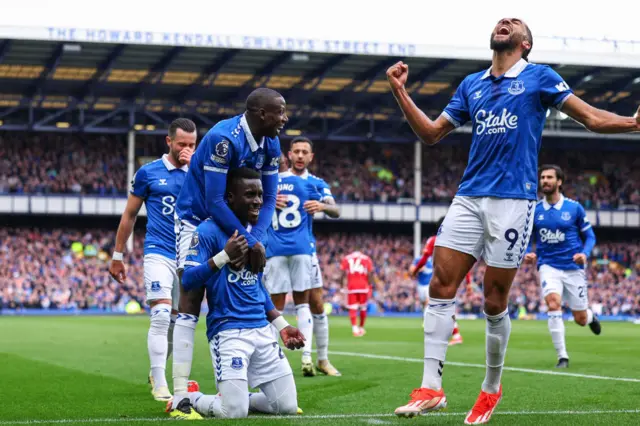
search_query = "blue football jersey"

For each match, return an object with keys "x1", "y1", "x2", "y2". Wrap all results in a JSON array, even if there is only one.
[
  {"x1": 267, "y1": 172, "x2": 321, "y2": 258},
  {"x1": 175, "y1": 114, "x2": 281, "y2": 245},
  {"x1": 531, "y1": 195, "x2": 595, "y2": 271},
  {"x1": 297, "y1": 170, "x2": 334, "y2": 254},
  {"x1": 442, "y1": 59, "x2": 573, "y2": 200},
  {"x1": 130, "y1": 154, "x2": 187, "y2": 259},
  {"x1": 412, "y1": 256, "x2": 433, "y2": 286},
  {"x1": 183, "y1": 220, "x2": 275, "y2": 340}
]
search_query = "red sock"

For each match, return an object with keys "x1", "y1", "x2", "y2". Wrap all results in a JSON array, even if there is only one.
[
  {"x1": 349, "y1": 309, "x2": 358, "y2": 327},
  {"x1": 452, "y1": 321, "x2": 460, "y2": 335},
  {"x1": 359, "y1": 309, "x2": 367, "y2": 328}
]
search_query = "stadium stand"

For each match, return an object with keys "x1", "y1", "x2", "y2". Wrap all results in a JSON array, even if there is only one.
[{"x1": 2, "y1": 227, "x2": 638, "y2": 318}]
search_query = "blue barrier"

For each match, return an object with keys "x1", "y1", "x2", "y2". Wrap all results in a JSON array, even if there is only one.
[{"x1": 1, "y1": 308, "x2": 638, "y2": 322}]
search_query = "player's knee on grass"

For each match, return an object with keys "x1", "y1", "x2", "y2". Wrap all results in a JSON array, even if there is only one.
[
  {"x1": 259, "y1": 375, "x2": 298, "y2": 415},
  {"x1": 572, "y1": 310, "x2": 588, "y2": 326},
  {"x1": 545, "y1": 294, "x2": 562, "y2": 312},
  {"x1": 309, "y1": 287, "x2": 325, "y2": 314}
]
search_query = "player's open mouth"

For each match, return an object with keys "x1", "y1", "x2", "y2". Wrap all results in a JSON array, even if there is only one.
[
  {"x1": 497, "y1": 26, "x2": 511, "y2": 36},
  {"x1": 249, "y1": 208, "x2": 260, "y2": 217},
  {"x1": 276, "y1": 126, "x2": 284, "y2": 133}
]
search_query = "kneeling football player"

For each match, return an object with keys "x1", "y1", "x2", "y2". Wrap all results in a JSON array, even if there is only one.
[{"x1": 168, "y1": 167, "x2": 305, "y2": 419}]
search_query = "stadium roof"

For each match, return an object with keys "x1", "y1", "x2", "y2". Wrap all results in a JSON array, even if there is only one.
[{"x1": 0, "y1": 39, "x2": 639, "y2": 142}]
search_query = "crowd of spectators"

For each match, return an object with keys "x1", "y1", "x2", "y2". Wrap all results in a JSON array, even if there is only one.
[
  {"x1": 2, "y1": 133, "x2": 640, "y2": 210},
  {"x1": 2, "y1": 227, "x2": 639, "y2": 319}
]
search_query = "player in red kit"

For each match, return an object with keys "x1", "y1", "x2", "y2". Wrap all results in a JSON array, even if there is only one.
[
  {"x1": 340, "y1": 251, "x2": 374, "y2": 337},
  {"x1": 411, "y1": 218, "x2": 466, "y2": 345}
]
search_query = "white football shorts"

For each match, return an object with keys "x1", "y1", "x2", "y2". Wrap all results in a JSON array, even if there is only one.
[
  {"x1": 310, "y1": 252, "x2": 323, "y2": 289},
  {"x1": 144, "y1": 253, "x2": 179, "y2": 310},
  {"x1": 264, "y1": 254, "x2": 313, "y2": 294},
  {"x1": 417, "y1": 285, "x2": 430, "y2": 303},
  {"x1": 211, "y1": 325, "x2": 293, "y2": 388},
  {"x1": 174, "y1": 213, "x2": 197, "y2": 271},
  {"x1": 435, "y1": 196, "x2": 535, "y2": 269},
  {"x1": 539, "y1": 264, "x2": 589, "y2": 311}
]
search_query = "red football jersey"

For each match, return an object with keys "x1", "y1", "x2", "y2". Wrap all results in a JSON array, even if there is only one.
[{"x1": 340, "y1": 251, "x2": 373, "y2": 293}]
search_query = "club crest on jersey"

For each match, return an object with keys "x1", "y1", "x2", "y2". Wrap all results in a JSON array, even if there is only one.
[
  {"x1": 151, "y1": 281, "x2": 161, "y2": 292},
  {"x1": 561, "y1": 212, "x2": 571, "y2": 221},
  {"x1": 231, "y1": 357, "x2": 243, "y2": 370},
  {"x1": 190, "y1": 232, "x2": 199, "y2": 248},
  {"x1": 255, "y1": 154, "x2": 264, "y2": 170},
  {"x1": 159, "y1": 179, "x2": 167, "y2": 186},
  {"x1": 508, "y1": 80, "x2": 525, "y2": 95}
]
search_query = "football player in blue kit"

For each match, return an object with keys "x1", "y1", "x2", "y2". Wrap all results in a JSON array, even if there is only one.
[
  {"x1": 284, "y1": 136, "x2": 342, "y2": 377},
  {"x1": 109, "y1": 119, "x2": 197, "y2": 402},
  {"x1": 176, "y1": 167, "x2": 305, "y2": 420},
  {"x1": 524, "y1": 165, "x2": 600, "y2": 369},
  {"x1": 265, "y1": 153, "x2": 322, "y2": 376},
  {"x1": 170, "y1": 88, "x2": 286, "y2": 418},
  {"x1": 388, "y1": 17, "x2": 640, "y2": 424}
]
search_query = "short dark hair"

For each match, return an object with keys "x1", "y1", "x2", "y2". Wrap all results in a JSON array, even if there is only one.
[
  {"x1": 168, "y1": 118, "x2": 196, "y2": 139},
  {"x1": 226, "y1": 167, "x2": 261, "y2": 194},
  {"x1": 290, "y1": 136, "x2": 313, "y2": 151},
  {"x1": 539, "y1": 164, "x2": 565, "y2": 182},
  {"x1": 522, "y1": 23, "x2": 533, "y2": 61},
  {"x1": 246, "y1": 87, "x2": 284, "y2": 111}
]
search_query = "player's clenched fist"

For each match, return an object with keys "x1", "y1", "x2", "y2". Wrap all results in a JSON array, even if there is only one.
[
  {"x1": 224, "y1": 230, "x2": 248, "y2": 270},
  {"x1": 178, "y1": 147, "x2": 194, "y2": 166},
  {"x1": 523, "y1": 253, "x2": 537, "y2": 264},
  {"x1": 386, "y1": 61, "x2": 409, "y2": 91},
  {"x1": 108, "y1": 259, "x2": 126, "y2": 283},
  {"x1": 280, "y1": 325, "x2": 305, "y2": 350}
]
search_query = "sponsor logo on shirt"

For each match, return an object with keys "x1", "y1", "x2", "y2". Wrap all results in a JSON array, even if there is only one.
[
  {"x1": 539, "y1": 228, "x2": 565, "y2": 244},
  {"x1": 475, "y1": 108, "x2": 518, "y2": 135},
  {"x1": 228, "y1": 268, "x2": 259, "y2": 286}
]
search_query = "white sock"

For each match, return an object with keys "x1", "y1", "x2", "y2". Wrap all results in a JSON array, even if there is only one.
[
  {"x1": 295, "y1": 303, "x2": 313, "y2": 359},
  {"x1": 421, "y1": 298, "x2": 456, "y2": 390},
  {"x1": 172, "y1": 313, "x2": 198, "y2": 402},
  {"x1": 167, "y1": 313, "x2": 176, "y2": 360},
  {"x1": 148, "y1": 303, "x2": 171, "y2": 389},
  {"x1": 312, "y1": 313, "x2": 329, "y2": 361},
  {"x1": 586, "y1": 309, "x2": 594, "y2": 325},
  {"x1": 548, "y1": 310, "x2": 568, "y2": 360},
  {"x1": 482, "y1": 309, "x2": 511, "y2": 394},
  {"x1": 352, "y1": 325, "x2": 359, "y2": 333},
  {"x1": 191, "y1": 392, "x2": 220, "y2": 417}
]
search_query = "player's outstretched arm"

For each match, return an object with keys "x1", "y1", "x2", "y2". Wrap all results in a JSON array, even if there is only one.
[
  {"x1": 109, "y1": 194, "x2": 144, "y2": 283},
  {"x1": 561, "y1": 96, "x2": 640, "y2": 134},
  {"x1": 250, "y1": 170, "x2": 279, "y2": 244},
  {"x1": 387, "y1": 61, "x2": 456, "y2": 145}
]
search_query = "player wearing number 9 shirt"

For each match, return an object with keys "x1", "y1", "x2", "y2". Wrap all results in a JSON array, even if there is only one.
[
  {"x1": 264, "y1": 154, "x2": 321, "y2": 376},
  {"x1": 388, "y1": 17, "x2": 640, "y2": 424},
  {"x1": 109, "y1": 119, "x2": 197, "y2": 403}
]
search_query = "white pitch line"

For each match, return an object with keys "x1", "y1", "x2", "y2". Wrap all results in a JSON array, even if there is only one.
[
  {"x1": 1, "y1": 410, "x2": 639, "y2": 425},
  {"x1": 327, "y1": 351, "x2": 640, "y2": 383}
]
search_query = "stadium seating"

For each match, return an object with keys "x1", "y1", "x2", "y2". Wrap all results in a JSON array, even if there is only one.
[
  {"x1": 3, "y1": 133, "x2": 639, "y2": 210},
  {"x1": 2, "y1": 227, "x2": 638, "y2": 317}
]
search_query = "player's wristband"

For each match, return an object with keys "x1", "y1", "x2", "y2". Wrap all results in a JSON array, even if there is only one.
[
  {"x1": 272, "y1": 316, "x2": 289, "y2": 332},
  {"x1": 112, "y1": 251, "x2": 124, "y2": 261},
  {"x1": 212, "y1": 250, "x2": 231, "y2": 269}
]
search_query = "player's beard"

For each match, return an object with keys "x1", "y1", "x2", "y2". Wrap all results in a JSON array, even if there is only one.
[
  {"x1": 171, "y1": 149, "x2": 182, "y2": 166},
  {"x1": 541, "y1": 182, "x2": 558, "y2": 196},
  {"x1": 490, "y1": 33, "x2": 518, "y2": 53}
]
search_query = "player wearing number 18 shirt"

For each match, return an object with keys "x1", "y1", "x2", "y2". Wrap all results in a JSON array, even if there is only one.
[
  {"x1": 265, "y1": 155, "x2": 321, "y2": 376},
  {"x1": 108, "y1": 119, "x2": 197, "y2": 402},
  {"x1": 388, "y1": 17, "x2": 640, "y2": 424},
  {"x1": 524, "y1": 165, "x2": 600, "y2": 369}
]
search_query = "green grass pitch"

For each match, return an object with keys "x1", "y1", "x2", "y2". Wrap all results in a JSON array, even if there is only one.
[{"x1": 1, "y1": 316, "x2": 639, "y2": 425}]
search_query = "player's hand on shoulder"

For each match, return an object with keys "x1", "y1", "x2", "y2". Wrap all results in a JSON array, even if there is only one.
[
  {"x1": 280, "y1": 325, "x2": 305, "y2": 350},
  {"x1": 303, "y1": 200, "x2": 323, "y2": 215},
  {"x1": 248, "y1": 242, "x2": 266, "y2": 274},
  {"x1": 386, "y1": 61, "x2": 409, "y2": 91},
  {"x1": 276, "y1": 193, "x2": 288, "y2": 210},
  {"x1": 108, "y1": 260, "x2": 126, "y2": 284},
  {"x1": 224, "y1": 230, "x2": 248, "y2": 268},
  {"x1": 523, "y1": 253, "x2": 537, "y2": 264},
  {"x1": 573, "y1": 253, "x2": 587, "y2": 265}
]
